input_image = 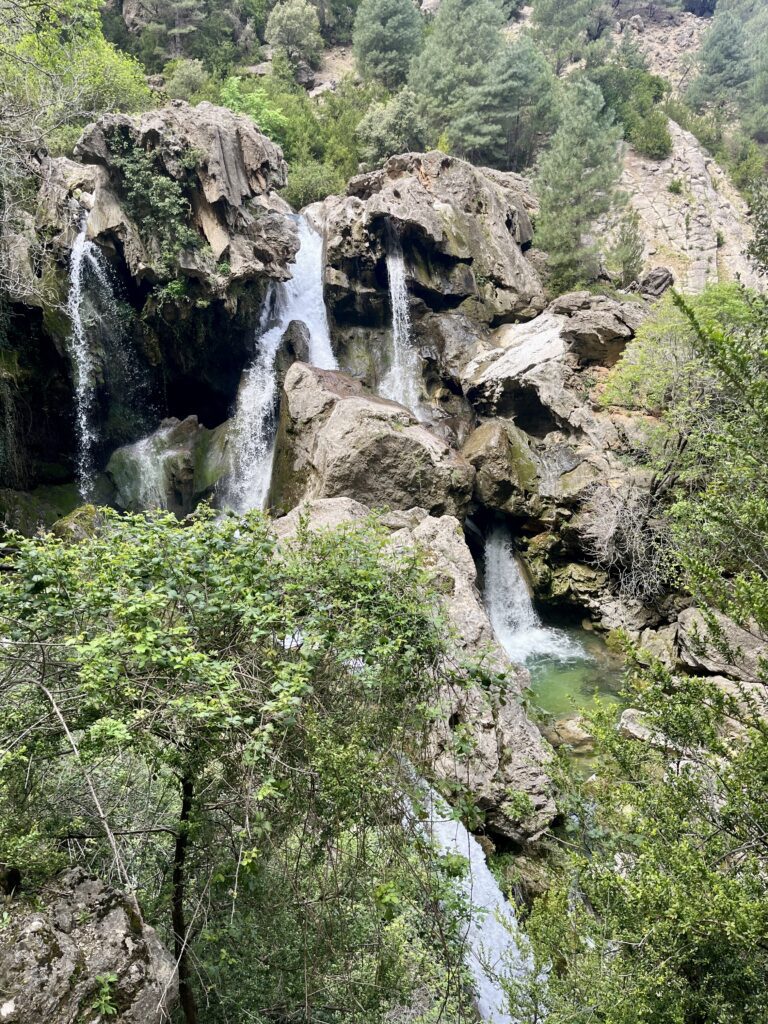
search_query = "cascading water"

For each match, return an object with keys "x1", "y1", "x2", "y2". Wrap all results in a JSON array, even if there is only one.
[
  {"x1": 485, "y1": 526, "x2": 584, "y2": 665},
  {"x1": 419, "y1": 788, "x2": 533, "y2": 1023},
  {"x1": 380, "y1": 233, "x2": 422, "y2": 414},
  {"x1": 67, "y1": 215, "x2": 111, "y2": 497},
  {"x1": 226, "y1": 216, "x2": 337, "y2": 511}
]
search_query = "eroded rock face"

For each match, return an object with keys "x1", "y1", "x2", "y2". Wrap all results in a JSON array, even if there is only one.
[
  {"x1": 317, "y1": 151, "x2": 545, "y2": 327},
  {"x1": 0, "y1": 868, "x2": 177, "y2": 1023},
  {"x1": 273, "y1": 497, "x2": 556, "y2": 841},
  {"x1": 72, "y1": 101, "x2": 296, "y2": 285},
  {"x1": 623, "y1": 119, "x2": 761, "y2": 293},
  {"x1": 269, "y1": 363, "x2": 475, "y2": 518}
]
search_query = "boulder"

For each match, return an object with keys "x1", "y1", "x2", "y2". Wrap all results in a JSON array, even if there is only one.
[
  {"x1": 106, "y1": 416, "x2": 230, "y2": 516},
  {"x1": 677, "y1": 608, "x2": 767, "y2": 685},
  {"x1": 619, "y1": 707, "x2": 679, "y2": 751},
  {"x1": 461, "y1": 420, "x2": 539, "y2": 517},
  {"x1": 0, "y1": 868, "x2": 177, "y2": 1023},
  {"x1": 273, "y1": 497, "x2": 556, "y2": 841},
  {"x1": 72, "y1": 102, "x2": 297, "y2": 285},
  {"x1": 550, "y1": 291, "x2": 647, "y2": 366},
  {"x1": 541, "y1": 715, "x2": 595, "y2": 753},
  {"x1": 317, "y1": 151, "x2": 545, "y2": 325},
  {"x1": 269, "y1": 363, "x2": 475, "y2": 518}
]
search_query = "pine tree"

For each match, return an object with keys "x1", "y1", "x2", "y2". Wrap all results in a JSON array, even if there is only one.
[
  {"x1": 688, "y1": 9, "x2": 751, "y2": 109},
  {"x1": 352, "y1": 0, "x2": 423, "y2": 90},
  {"x1": 532, "y1": 0, "x2": 612, "y2": 72},
  {"x1": 534, "y1": 79, "x2": 624, "y2": 291},
  {"x1": 409, "y1": 0, "x2": 506, "y2": 145},
  {"x1": 451, "y1": 34, "x2": 556, "y2": 169}
]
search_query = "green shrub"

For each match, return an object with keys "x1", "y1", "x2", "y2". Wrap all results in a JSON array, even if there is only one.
[{"x1": 282, "y1": 160, "x2": 345, "y2": 210}]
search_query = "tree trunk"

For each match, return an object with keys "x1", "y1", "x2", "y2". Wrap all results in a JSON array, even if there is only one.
[{"x1": 172, "y1": 775, "x2": 198, "y2": 1024}]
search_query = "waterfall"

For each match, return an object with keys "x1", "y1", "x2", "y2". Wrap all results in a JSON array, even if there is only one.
[
  {"x1": 485, "y1": 526, "x2": 583, "y2": 664},
  {"x1": 66, "y1": 217, "x2": 103, "y2": 497},
  {"x1": 380, "y1": 233, "x2": 421, "y2": 414},
  {"x1": 420, "y1": 788, "x2": 531, "y2": 1023},
  {"x1": 226, "y1": 216, "x2": 337, "y2": 511}
]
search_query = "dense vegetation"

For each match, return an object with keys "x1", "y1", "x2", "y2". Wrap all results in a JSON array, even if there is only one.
[{"x1": 0, "y1": 508, "x2": 482, "y2": 1022}]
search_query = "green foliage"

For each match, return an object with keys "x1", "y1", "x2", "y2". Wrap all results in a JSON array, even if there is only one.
[
  {"x1": 107, "y1": 133, "x2": 201, "y2": 275},
  {"x1": 532, "y1": 0, "x2": 613, "y2": 72},
  {"x1": 266, "y1": 0, "x2": 324, "y2": 67},
  {"x1": 353, "y1": 0, "x2": 423, "y2": 90},
  {"x1": 91, "y1": 973, "x2": 119, "y2": 1017},
  {"x1": 282, "y1": 159, "x2": 345, "y2": 208},
  {"x1": 591, "y1": 49, "x2": 672, "y2": 159},
  {"x1": 0, "y1": 508, "x2": 478, "y2": 1020},
  {"x1": 162, "y1": 57, "x2": 214, "y2": 101},
  {"x1": 747, "y1": 177, "x2": 768, "y2": 274},
  {"x1": 219, "y1": 75, "x2": 291, "y2": 143},
  {"x1": 408, "y1": 0, "x2": 555, "y2": 170},
  {"x1": 534, "y1": 78, "x2": 625, "y2": 292},
  {"x1": 608, "y1": 207, "x2": 644, "y2": 287},
  {"x1": 357, "y1": 88, "x2": 428, "y2": 170}
]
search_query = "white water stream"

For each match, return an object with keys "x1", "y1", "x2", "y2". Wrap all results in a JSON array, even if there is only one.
[
  {"x1": 66, "y1": 216, "x2": 117, "y2": 497},
  {"x1": 418, "y1": 787, "x2": 532, "y2": 1023},
  {"x1": 380, "y1": 234, "x2": 422, "y2": 414},
  {"x1": 226, "y1": 216, "x2": 337, "y2": 511},
  {"x1": 485, "y1": 526, "x2": 584, "y2": 665}
]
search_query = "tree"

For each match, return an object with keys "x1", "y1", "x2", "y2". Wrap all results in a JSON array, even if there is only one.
[
  {"x1": 534, "y1": 79, "x2": 624, "y2": 291},
  {"x1": 266, "y1": 0, "x2": 323, "y2": 67},
  {"x1": 409, "y1": 0, "x2": 506, "y2": 147},
  {"x1": 0, "y1": 507, "x2": 474, "y2": 1022},
  {"x1": 357, "y1": 88, "x2": 428, "y2": 169},
  {"x1": 450, "y1": 34, "x2": 556, "y2": 170},
  {"x1": 688, "y1": 9, "x2": 751, "y2": 110},
  {"x1": 353, "y1": 0, "x2": 423, "y2": 90},
  {"x1": 532, "y1": 0, "x2": 613, "y2": 72}
]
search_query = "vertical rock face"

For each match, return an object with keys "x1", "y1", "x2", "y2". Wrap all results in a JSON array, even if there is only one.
[
  {"x1": 0, "y1": 868, "x2": 177, "y2": 1023},
  {"x1": 623, "y1": 120, "x2": 761, "y2": 293}
]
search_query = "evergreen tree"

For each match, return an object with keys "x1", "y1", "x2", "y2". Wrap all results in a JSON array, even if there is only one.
[
  {"x1": 266, "y1": 0, "x2": 323, "y2": 66},
  {"x1": 534, "y1": 79, "x2": 624, "y2": 290},
  {"x1": 409, "y1": 0, "x2": 506, "y2": 146},
  {"x1": 450, "y1": 35, "x2": 556, "y2": 169},
  {"x1": 688, "y1": 9, "x2": 751, "y2": 109},
  {"x1": 356, "y1": 87, "x2": 428, "y2": 168},
  {"x1": 352, "y1": 0, "x2": 423, "y2": 89},
  {"x1": 532, "y1": 0, "x2": 613, "y2": 72}
]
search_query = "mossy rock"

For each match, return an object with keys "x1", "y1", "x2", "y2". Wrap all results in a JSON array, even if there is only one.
[
  {"x1": 50, "y1": 504, "x2": 103, "y2": 542},
  {"x1": 0, "y1": 483, "x2": 82, "y2": 536}
]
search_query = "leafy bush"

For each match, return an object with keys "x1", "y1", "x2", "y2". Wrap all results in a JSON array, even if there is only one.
[
  {"x1": 283, "y1": 159, "x2": 345, "y2": 209},
  {"x1": 163, "y1": 57, "x2": 212, "y2": 101},
  {"x1": 357, "y1": 88, "x2": 428, "y2": 169}
]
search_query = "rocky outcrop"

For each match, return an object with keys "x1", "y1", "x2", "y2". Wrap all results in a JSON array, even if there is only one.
[
  {"x1": 623, "y1": 119, "x2": 761, "y2": 293},
  {"x1": 677, "y1": 608, "x2": 767, "y2": 686},
  {"x1": 70, "y1": 101, "x2": 296, "y2": 285},
  {"x1": 273, "y1": 497, "x2": 556, "y2": 841},
  {"x1": 106, "y1": 415, "x2": 230, "y2": 516},
  {"x1": 317, "y1": 151, "x2": 545, "y2": 327},
  {"x1": 269, "y1": 363, "x2": 475, "y2": 518},
  {"x1": 0, "y1": 868, "x2": 177, "y2": 1023}
]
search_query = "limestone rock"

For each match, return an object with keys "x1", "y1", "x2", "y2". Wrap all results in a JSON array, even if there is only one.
[
  {"x1": 461, "y1": 420, "x2": 539, "y2": 516},
  {"x1": 317, "y1": 151, "x2": 545, "y2": 325},
  {"x1": 72, "y1": 102, "x2": 297, "y2": 285},
  {"x1": 619, "y1": 708, "x2": 678, "y2": 751},
  {"x1": 106, "y1": 416, "x2": 230, "y2": 516},
  {"x1": 273, "y1": 497, "x2": 555, "y2": 841},
  {"x1": 269, "y1": 363, "x2": 475, "y2": 518},
  {"x1": 0, "y1": 868, "x2": 177, "y2": 1023},
  {"x1": 677, "y1": 608, "x2": 767, "y2": 685},
  {"x1": 541, "y1": 716, "x2": 595, "y2": 753},
  {"x1": 551, "y1": 291, "x2": 647, "y2": 366},
  {"x1": 622, "y1": 119, "x2": 762, "y2": 293}
]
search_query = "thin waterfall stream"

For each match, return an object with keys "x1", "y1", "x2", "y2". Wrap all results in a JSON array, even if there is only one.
[
  {"x1": 66, "y1": 215, "x2": 118, "y2": 497},
  {"x1": 380, "y1": 232, "x2": 422, "y2": 414},
  {"x1": 420, "y1": 788, "x2": 531, "y2": 1023},
  {"x1": 225, "y1": 216, "x2": 337, "y2": 511}
]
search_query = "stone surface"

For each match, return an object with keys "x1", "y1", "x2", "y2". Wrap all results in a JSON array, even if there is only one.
[
  {"x1": 623, "y1": 119, "x2": 762, "y2": 293},
  {"x1": 106, "y1": 416, "x2": 230, "y2": 516},
  {"x1": 273, "y1": 497, "x2": 556, "y2": 841},
  {"x1": 72, "y1": 101, "x2": 297, "y2": 285},
  {"x1": 0, "y1": 868, "x2": 177, "y2": 1023},
  {"x1": 541, "y1": 716, "x2": 595, "y2": 753},
  {"x1": 269, "y1": 363, "x2": 475, "y2": 518},
  {"x1": 317, "y1": 151, "x2": 545, "y2": 325},
  {"x1": 677, "y1": 608, "x2": 767, "y2": 685}
]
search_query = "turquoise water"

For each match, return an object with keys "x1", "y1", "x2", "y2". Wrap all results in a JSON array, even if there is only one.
[{"x1": 525, "y1": 627, "x2": 625, "y2": 719}]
